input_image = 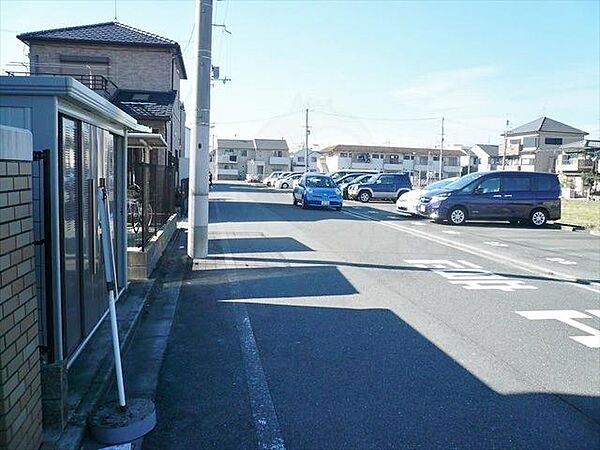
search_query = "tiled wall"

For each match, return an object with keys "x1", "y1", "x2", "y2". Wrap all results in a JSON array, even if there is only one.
[{"x1": 0, "y1": 155, "x2": 42, "y2": 449}]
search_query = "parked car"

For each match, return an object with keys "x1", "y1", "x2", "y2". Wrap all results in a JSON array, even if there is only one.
[
  {"x1": 417, "y1": 171, "x2": 561, "y2": 227},
  {"x1": 347, "y1": 172, "x2": 412, "y2": 202},
  {"x1": 275, "y1": 173, "x2": 302, "y2": 189},
  {"x1": 335, "y1": 172, "x2": 372, "y2": 186},
  {"x1": 293, "y1": 173, "x2": 343, "y2": 210},
  {"x1": 330, "y1": 169, "x2": 378, "y2": 182},
  {"x1": 396, "y1": 177, "x2": 459, "y2": 215},
  {"x1": 338, "y1": 174, "x2": 374, "y2": 199},
  {"x1": 264, "y1": 171, "x2": 284, "y2": 187}
]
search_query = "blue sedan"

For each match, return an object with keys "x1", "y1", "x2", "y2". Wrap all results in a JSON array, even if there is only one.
[{"x1": 293, "y1": 174, "x2": 343, "y2": 210}]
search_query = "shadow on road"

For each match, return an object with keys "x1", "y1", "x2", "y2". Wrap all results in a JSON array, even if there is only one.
[
  {"x1": 209, "y1": 237, "x2": 313, "y2": 254},
  {"x1": 206, "y1": 254, "x2": 600, "y2": 286},
  {"x1": 145, "y1": 235, "x2": 600, "y2": 448}
]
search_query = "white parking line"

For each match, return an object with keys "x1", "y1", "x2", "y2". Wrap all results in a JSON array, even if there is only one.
[
  {"x1": 484, "y1": 241, "x2": 508, "y2": 248},
  {"x1": 546, "y1": 257, "x2": 577, "y2": 265},
  {"x1": 341, "y1": 209, "x2": 600, "y2": 295},
  {"x1": 442, "y1": 230, "x2": 460, "y2": 235}
]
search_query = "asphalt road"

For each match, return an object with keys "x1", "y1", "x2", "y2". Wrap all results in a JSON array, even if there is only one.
[{"x1": 145, "y1": 182, "x2": 600, "y2": 450}]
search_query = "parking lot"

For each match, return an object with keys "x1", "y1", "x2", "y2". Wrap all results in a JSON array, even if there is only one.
[{"x1": 149, "y1": 181, "x2": 600, "y2": 449}]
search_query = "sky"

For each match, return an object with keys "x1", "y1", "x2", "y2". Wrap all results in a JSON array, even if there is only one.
[{"x1": 1, "y1": 0, "x2": 599, "y2": 151}]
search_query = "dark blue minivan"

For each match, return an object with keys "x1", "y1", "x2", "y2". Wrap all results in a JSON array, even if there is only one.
[{"x1": 418, "y1": 171, "x2": 561, "y2": 227}]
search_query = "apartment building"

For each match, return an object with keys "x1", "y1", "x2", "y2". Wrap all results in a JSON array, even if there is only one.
[
  {"x1": 320, "y1": 144, "x2": 465, "y2": 181},
  {"x1": 215, "y1": 138, "x2": 291, "y2": 180},
  {"x1": 498, "y1": 117, "x2": 588, "y2": 172}
]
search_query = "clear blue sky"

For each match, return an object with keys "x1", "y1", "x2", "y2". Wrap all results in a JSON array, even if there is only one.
[{"x1": 1, "y1": 0, "x2": 598, "y2": 149}]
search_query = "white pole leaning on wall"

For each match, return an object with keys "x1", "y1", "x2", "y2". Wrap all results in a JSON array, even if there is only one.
[{"x1": 188, "y1": 0, "x2": 212, "y2": 259}]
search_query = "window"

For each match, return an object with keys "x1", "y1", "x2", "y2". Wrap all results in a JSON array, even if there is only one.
[
  {"x1": 310, "y1": 157, "x2": 317, "y2": 162},
  {"x1": 378, "y1": 175, "x2": 395, "y2": 184},
  {"x1": 535, "y1": 175, "x2": 559, "y2": 191},
  {"x1": 476, "y1": 177, "x2": 501, "y2": 194},
  {"x1": 510, "y1": 139, "x2": 521, "y2": 144},
  {"x1": 446, "y1": 156, "x2": 459, "y2": 166},
  {"x1": 356, "y1": 153, "x2": 370, "y2": 162},
  {"x1": 273, "y1": 150, "x2": 283, "y2": 157},
  {"x1": 340, "y1": 152, "x2": 348, "y2": 158},
  {"x1": 389, "y1": 154, "x2": 399, "y2": 163},
  {"x1": 229, "y1": 155, "x2": 237, "y2": 162},
  {"x1": 224, "y1": 149, "x2": 234, "y2": 154},
  {"x1": 503, "y1": 176, "x2": 531, "y2": 192},
  {"x1": 403, "y1": 154, "x2": 414, "y2": 160},
  {"x1": 297, "y1": 156, "x2": 305, "y2": 163},
  {"x1": 545, "y1": 137, "x2": 563, "y2": 145},
  {"x1": 418, "y1": 156, "x2": 428, "y2": 165},
  {"x1": 372, "y1": 154, "x2": 380, "y2": 159},
  {"x1": 241, "y1": 150, "x2": 247, "y2": 157},
  {"x1": 433, "y1": 155, "x2": 440, "y2": 161},
  {"x1": 522, "y1": 136, "x2": 538, "y2": 147}
]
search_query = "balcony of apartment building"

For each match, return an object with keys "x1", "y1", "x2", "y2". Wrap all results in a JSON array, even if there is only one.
[
  {"x1": 5, "y1": 62, "x2": 119, "y2": 99},
  {"x1": 383, "y1": 154, "x2": 404, "y2": 171}
]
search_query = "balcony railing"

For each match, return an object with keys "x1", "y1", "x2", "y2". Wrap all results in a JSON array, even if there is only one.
[{"x1": 5, "y1": 71, "x2": 119, "y2": 99}]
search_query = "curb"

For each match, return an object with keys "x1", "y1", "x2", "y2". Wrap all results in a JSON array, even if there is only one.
[{"x1": 558, "y1": 224, "x2": 586, "y2": 232}]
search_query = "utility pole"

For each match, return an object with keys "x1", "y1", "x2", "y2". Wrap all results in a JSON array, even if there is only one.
[
  {"x1": 305, "y1": 108, "x2": 310, "y2": 172},
  {"x1": 439, "y1": 117, "x2": 445, "y2": 180},
  {"x1": 502, "y1": 119, "x2": 509, "y2": 170},
  {"x1": 188, "y1": 0, "x2": 212, "y2": 259}
]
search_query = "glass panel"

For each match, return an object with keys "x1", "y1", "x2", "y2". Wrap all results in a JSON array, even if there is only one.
[
  {"x1": 61, "y1": 116, "x2": 82, "y2": 355},
  {"x1": 503, "y1": 176, "x2": 531, "y2": 192}
]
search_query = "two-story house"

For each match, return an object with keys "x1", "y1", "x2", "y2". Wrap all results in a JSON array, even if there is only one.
[
  {"x1": 17, "y1": 20, "x2": 187, "y2": 178},
  {"x1": 320, "y1": 144, "x2": 465, "y2": 182},
  {"x1": 556, "y1": 139, "x2": 599, "y2": 197},
  {"x1": 465, "y1": 144, "x2": 500, "y2": 172},
  {"x1": 291, "y1": 149, "x2": 321, "y2": 171},
  {"x1": 214, "y1": 138, "x2": 292, "y2": 180},
  {"x1": 254, "y1": 139, "x2": 291, "y2": 179},
  {"x1": 499, "y1": 117, "x2": 588, "y2": 172},
  {"x1": 215, "y1": 139, "x2": 256, "y2": 180}
]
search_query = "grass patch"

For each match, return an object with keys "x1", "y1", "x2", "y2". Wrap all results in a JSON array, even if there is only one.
[{"x1": 561, "y1": 199, "x2": 600, "y2": 229}]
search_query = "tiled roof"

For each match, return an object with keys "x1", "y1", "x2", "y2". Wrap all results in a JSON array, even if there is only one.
[
  {"x1": 508, "y1": 117, "x2": 588, "y2": 136},
  {"x1": 472, "y1": 144, "x2": 499, "y2": 156},
  {"x1": 111, "y1": 90, "x2": 176, "y2": 120},
  {"x1": 18, "y1": 21, "x2": 187, "y2": 79},
  {"x1": 18, "y1": 21, "x2": 177, "y2": 47},
  {"x1": 254, "y1": 139, "x2": 289, "y2": 150},
  {"x1": 217, "y1": 139, "x2": 256, "y2": 149}
]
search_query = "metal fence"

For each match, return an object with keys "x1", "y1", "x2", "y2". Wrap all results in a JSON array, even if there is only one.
[{"x1": 127, "y1": 148, "x2": 177, "y2": 250}]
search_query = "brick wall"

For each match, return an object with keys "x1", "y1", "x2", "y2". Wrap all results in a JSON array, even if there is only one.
[
  {"x1": 29, "y1": 42, "x2": 175, "y2": 92},
  {"x1": 0, "y1": 130, "x2": 42, "y2": 449}
]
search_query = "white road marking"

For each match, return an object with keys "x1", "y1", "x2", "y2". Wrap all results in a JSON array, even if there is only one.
[
  {"x1": 219, "y1": 241, "x2": 286, "y2": 448},
  {"x1": 545, "y1": 257, "x2": 577, "y2": 265},
  {"x1": 342, "y1": 209, "x2": 600, "y2": 295},
  {"x1": 442, "y1": 230, "x2": 461, "y2": 235},
  {"x1": 484, "y1": 241, "x2": 508, "y2": 248},
  {"x1": 405, "y1": 259, "x2": 537, "y2": 292},
  {"x1": 516, "y1": 310, "x2": 600, "y2": 348},
  {"x1": 411, "y1": 222, "x2": 426, "y2": 226}
]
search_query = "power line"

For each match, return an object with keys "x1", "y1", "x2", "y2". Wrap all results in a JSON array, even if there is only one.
[
  {"x1": 212, "y1": 110, "x2": 303, "y2": 125},
  {"x1": 312, "y1": 110, "x2": 440, "y2": 122}
]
